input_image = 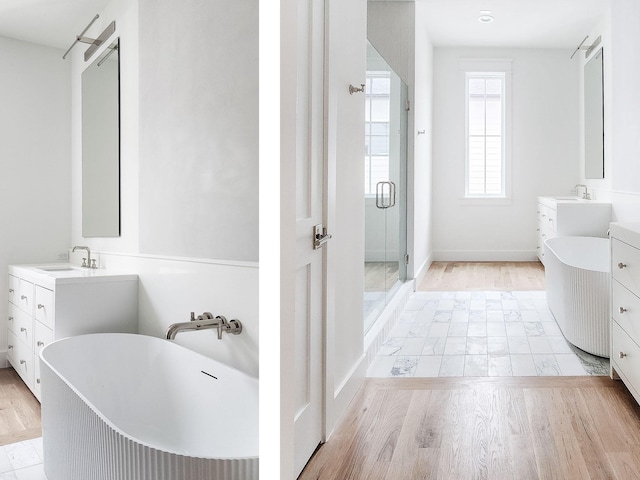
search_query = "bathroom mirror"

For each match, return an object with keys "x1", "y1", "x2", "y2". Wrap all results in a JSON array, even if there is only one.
[
  {"x1": 82, "y1": 38, "x2": 120, "y2": 237},
  {"x1": 584, "y1": 47, "x2": 604, "y2": 179}
]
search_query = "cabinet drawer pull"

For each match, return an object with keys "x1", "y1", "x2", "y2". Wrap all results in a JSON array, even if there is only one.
[
  {"x1": 8, "y1": 345, "x2": 13, "y2": 350},
  {"x1": 8, "y1": 316, "x2": 13, "y2": 321},
  {"x1": 20, "y1": 327, "x2": 26, "y2": 332},
  {"x1": 19, "y1": 360, "x2": 25, "y2": 365},
  {"x1": 618, "y1": 262, "x2": 627, "y2": 269},
  {"x1": 620, "y1": 307, "x2": 628, "y2": 314},
  {"x1": 8, "y1": 289, "x2": 14, "y2": 293},
  {"x1": 37, "y1": 304, "x2": 44, "y2": 309},
  {"x1": 36, "y1": 378, "x2": 40, "y2": 384},
  {"x1": 37, "y1": 341, "x2": 44, "y2": 347},
  {"x1": 620, "y1": 352, "x2": 628, "y2": 359},
  {"x1": 20, "y1": 295, "x2": 26, "y2": 300}
]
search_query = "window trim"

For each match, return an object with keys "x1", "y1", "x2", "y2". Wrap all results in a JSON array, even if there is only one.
[{"x1": 459, "y1": 59, "x2": 512, "y2": 205}]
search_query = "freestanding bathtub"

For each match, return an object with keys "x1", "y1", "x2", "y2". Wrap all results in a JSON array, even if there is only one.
[
  {"x1": 40, "y1": 333, "x2": 258, "y2": 480},
  {"x1": 544, "y1": 236, "x2": 610, "y2": 357}
]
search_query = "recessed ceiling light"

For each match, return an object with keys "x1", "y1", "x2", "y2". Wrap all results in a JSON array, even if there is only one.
[{"x1": 478, "y1": 10, "x2": 494, "y2": 23}]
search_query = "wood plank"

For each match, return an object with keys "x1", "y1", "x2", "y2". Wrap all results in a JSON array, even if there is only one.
[
  {"x1": 301, "y1": 377, "x2": 640, "y2": 480},
  {"x1": 0, "y1": 368, "x2": 41, "y2": 446},
  {"x1": 418, "y1": 261, "x2": 545, "y2": 291}
]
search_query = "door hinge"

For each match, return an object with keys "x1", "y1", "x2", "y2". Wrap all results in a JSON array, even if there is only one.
[
  {"x1": 405, "y1": 100, "x2": 411, "y2": 111},
  {"x1": 404, "y1": 254, "x2": 409, "y2": 265}
]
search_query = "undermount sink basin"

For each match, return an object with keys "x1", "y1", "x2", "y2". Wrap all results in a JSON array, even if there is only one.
[
  {"x1": 553, "y1": 196, "x2": 581, "y2": 201},
  {"x1": 37, "y1": 266, "x2": 78, "y2": 272}
]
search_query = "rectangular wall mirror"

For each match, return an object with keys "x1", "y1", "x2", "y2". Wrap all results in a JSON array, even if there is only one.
[
  {"x1": 584, "y1": 47, "x2": 604, "y2": 179},
  {"x1": 82, "y1": 38, "x2": 120, "y2": 237}
]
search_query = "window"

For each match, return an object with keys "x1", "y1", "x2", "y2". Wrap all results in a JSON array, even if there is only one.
[
  {"x1": 465, "y1": 72, "x2": 506, "y2": 197},
  {"x1": 364, "y1": 72, "x2": 391, "y2": 195}
]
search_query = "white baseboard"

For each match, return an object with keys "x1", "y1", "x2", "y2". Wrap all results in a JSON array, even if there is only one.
[
  {"x1": 414, "y1": 252, "x2": 433, "y2": 287},
  {"x1": 433, "y1": 250, "x2": 538, "y2": 262}
]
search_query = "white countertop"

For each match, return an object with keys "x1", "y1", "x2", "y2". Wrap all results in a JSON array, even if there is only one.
[
  {"x1": 9, "y1": 263, "x2": 138, "y2": 288},
  {"x1": 610, "y1": 223, "x2": 640, "y2": 247},
  {"x1": 538, "y1": 196, "x2": 611, "y2": 207}
]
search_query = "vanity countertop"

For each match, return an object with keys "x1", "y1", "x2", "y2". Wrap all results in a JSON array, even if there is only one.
[
  {"x1": 610, "y1": 223, "x2": 640, "y2": 247},
  {"x1": 538, "y1": 196, "x2": 611, "y2": 207},
  {"x1": 9, "y1": 264, "x2": 137, "y2": 288}
]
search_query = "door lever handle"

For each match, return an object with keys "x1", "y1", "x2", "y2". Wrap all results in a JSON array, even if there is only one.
[{"x1": 313, "y1": 224, "x2": 332, "y2": 249}]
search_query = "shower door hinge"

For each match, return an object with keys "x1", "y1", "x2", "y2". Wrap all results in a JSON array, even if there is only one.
[
  {"x1": 405, "y1": 100, "x2": 411, "y2": 111},
  {"x1": 404, "y1": 254, "x2": 409, "y2": 265}
]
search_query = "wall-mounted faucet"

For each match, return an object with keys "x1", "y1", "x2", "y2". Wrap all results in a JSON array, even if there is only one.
[
  {"x1": 72, "y1": 246, "x2": 97, "y2": 268},
  {"x1": 165, "y1": 312, "x2": 243, "y2": 340},
  {"x1": 575, "y1": 184, "x2": 591, "y2": 200}
]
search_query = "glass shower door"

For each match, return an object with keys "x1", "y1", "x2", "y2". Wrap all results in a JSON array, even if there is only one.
[{"x1": 364, "y1": 42, "x2": 407, "y2": 333}]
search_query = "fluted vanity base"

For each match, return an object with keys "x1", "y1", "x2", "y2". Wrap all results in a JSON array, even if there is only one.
[{"x1": 545, "y1": 236, "x2": 610, "y2": 358}]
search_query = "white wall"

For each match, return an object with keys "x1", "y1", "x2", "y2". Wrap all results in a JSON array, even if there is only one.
[
  {"x1": 579, "y1": 0, "x2": 640, "y2": 222},
  {"x1": 0, "y1": 36, "x2": 71, "y2": 363},
  {"x1": 138, "y1": 0, "x2": 258, "y2": 262},
  {"x1": 68, "y1": 0, "x2": 258, "y2": 375},
  {"x1": 412, "y1": 2, "x2": 434, "y2": 282},
  {"x1": 432, "y1": 47, "x2": 580, "y2": 260}
]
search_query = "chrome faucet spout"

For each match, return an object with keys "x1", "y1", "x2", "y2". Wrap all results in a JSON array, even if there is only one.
[
  {"x1": 575, "y1": 184, "x2": 590, "y2": 200},
  {"x1": 72, "y1": 245, "x2": 93, "y2": 268},
  {"x1": 165, "y1": 312, "x2": 243, "y2": 340}
]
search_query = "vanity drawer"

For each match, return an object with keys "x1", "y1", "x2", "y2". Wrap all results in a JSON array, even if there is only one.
[
  {"x1": 613, "y1": 280, "x2": 640, "y2": 343},
  {"x1": 34, "y1": 321, "x2": 53, "y2": 355},
  {"x1": 7, "y1": 330, "x2": 17, "y2": 363},
  {"x1": 17, "y1": 279, "x2": 33, "y2": 315},
  {"x1": 10, "y1": 336, "x2": 34, "y2": 388},
  {"x1": 13, "y1": 308, "x2": 32, "y2": 348},
  {"x1": 35, "y1": 286, "x2": 54, "y2": 329},
  {"x1": 7, "y1": 303, "x2": 18, "y2": 334},
  {"x1": 7, "y1": 275, "x2": 18, "y2": 305},
  {"x1": 612, "y1": 239, "x2": 640, "y2": 292},
  {"x1": 33, "y1": 322, "x2": 52, "y2": 401},
  {"x1": 612, "y1": 321, "x2": 640, "y2": 394}
]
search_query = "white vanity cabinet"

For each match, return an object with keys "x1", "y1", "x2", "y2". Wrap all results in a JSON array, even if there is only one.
[
  {"x1": 610, "y1": 223, "x2": 640, "y2": 406},
  {"x1": 7, "y1": 264, "x2": 138, "y2": 401},
  {"x1": 536, "y1": 196, "x2": 611, "y2": 264}
]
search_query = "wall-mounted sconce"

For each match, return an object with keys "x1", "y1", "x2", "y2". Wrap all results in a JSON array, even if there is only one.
[{"x1": 62, "y1": 14, "x2": 117, "y2": 62}]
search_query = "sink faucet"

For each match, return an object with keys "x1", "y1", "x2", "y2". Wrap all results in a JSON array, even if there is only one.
[
  {"x1": 575, "y1": 184, "x2": 591, "y2": 200},
  {"x1": 72, "y1": 245, "x2": 96, "y2": 268},
  {"x1": 165, "y1": 312, "x2": 243, "y2": 340}
]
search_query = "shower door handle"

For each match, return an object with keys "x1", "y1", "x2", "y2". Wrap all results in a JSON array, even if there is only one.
[{"x1": 376, "y1": 181, "x2": 396, "y2": 209}]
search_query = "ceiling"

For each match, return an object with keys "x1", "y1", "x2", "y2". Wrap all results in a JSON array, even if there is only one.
[
  {"x1": 417, "y1": 0, "x2": 612, "y2": 49},
  {"x1": 0, "y1": 0, "x2": 612, "y2": 53},
  {"x1": 0, "y1": 0, "x2": 110, "y2": 50}
]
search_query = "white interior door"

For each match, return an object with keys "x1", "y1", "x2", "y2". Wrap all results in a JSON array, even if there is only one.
[{"x1": 293, "y1": 0, "x2": 326, "y2": 476}]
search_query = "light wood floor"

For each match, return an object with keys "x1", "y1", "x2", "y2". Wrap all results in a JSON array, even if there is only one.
[
  {"x1": 300, "y1": 376, "x2": 640, "y2": 480},
  {"x1": 0, "y1": 368, "x2": 41, "y2": 446},
  {"x1": 365, "y1": 262, "x2": 400, "y2": 292},
  {"x1": 418, "y1": 261, "x2": 545, "y2": 291}
]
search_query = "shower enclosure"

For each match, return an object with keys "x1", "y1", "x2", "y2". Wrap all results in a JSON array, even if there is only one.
[{"x1": 363, "y1": 42, "x2": 408, "y2": 333}]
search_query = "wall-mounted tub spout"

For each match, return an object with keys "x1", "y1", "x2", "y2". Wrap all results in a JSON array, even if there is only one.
[{"x1": 165, "y1": 312, "x2": 243, "y2": 340}]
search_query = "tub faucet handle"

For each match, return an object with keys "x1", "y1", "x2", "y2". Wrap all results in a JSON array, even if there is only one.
[
  {"x1": 620, "y1": 307, "x2": 628, "y2": 314},
  {"x1": 618, "y1": 262, "x2": 627, "y2": 269}
]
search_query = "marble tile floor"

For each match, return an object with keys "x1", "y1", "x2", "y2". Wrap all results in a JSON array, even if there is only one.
[
  {"x1": 0, "y1": 437, "x2": 46, "y2": 479},
  {"x1": 367, "y1": 290, "x2": 610, "y2": 378}
]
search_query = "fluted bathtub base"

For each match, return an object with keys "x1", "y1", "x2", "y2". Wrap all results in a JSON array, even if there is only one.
[{"x1": 545, "y1": 236, "x2": 610, "y2": 358}]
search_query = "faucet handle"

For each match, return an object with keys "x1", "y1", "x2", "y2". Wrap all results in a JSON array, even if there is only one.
[{"x1": 81, "y1": 258, "x2": 87, "y2": 267}]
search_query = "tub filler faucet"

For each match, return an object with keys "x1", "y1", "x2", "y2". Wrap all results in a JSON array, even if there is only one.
[{"x1": 165, "y1": 312, "x2": 243, "y2": 340}]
